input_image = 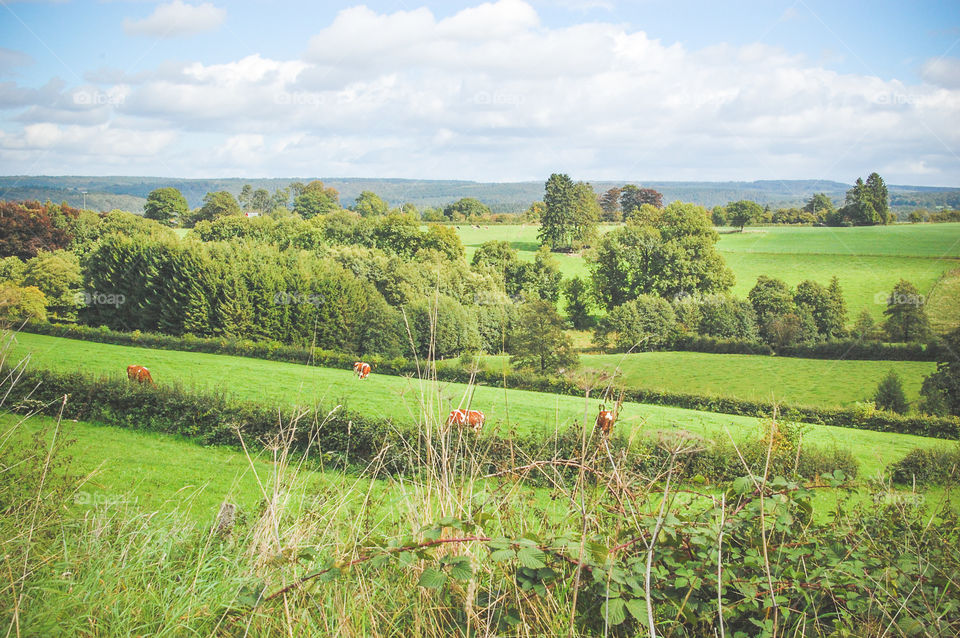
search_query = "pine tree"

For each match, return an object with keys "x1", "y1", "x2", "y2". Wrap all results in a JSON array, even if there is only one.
[{"x1": 874, "y1": 370, "x2": 908, "y2": 414}]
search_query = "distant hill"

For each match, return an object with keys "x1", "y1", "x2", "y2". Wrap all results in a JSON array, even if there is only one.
[{"x1": 1, "y1": 175, "x2": 956, "y2": 214}]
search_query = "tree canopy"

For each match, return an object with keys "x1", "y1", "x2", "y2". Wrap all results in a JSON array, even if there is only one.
[
  {"x1": 144, "y1": 187, "x2": 188, "y2": 227},
  {"x1": 589, "y1": 201, "x2": 733, "y2": 309}
]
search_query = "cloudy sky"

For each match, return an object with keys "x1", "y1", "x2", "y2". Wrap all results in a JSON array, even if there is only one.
[{"x1": 1, "y1": 0, "x2": 958, "y2": 184}]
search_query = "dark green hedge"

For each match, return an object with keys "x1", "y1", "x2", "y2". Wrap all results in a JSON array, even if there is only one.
[
  {"x1": 889, "y1": 446, "x2": 960, "y2": 486},
  {"x1": 4, "y1": 367, "x2": 856, "y2": 485},
  {"x1": 19, "y1": 321, "x2": 960, "y2": 440}
]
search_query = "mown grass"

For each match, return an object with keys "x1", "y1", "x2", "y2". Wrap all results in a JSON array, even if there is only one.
[
  {"x1": 928, "y1": 267, "x2": 960, "y2": 335},
  {"x1": 11, "y1": 331, "x2": 949, "y2": 478},
  {"x1": 450, "y1": 351, "x2": 935, "y2": 409},
  {"x1": 455, "y1": 223, "x2": 960, "y2": 323}
]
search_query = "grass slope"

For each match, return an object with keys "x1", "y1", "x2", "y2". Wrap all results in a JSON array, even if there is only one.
[
  {"x1": 455, "y1": 223, "x2": 960, "y2": 323},
  {"x1": 10, "y1": 331, "x2": 949, "y2": 477},
  {"x1": 461, "y1": 351, "x2": 934, "y2": 409}
]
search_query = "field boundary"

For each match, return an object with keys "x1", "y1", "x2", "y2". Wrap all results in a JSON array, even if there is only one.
[
  {"x1": 1, "y1": 366, "x2": 860, "y2": 484},
  {"x1": 16, "y1": 321, "x2": 960, "y2": 439}
]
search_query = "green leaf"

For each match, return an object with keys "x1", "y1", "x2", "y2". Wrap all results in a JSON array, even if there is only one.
[
  {"x1": 418, "y1": 567, "x2": 447, "y2": 590},
  {"x1": 236, "y1": 580, "x2": 266, "y2": 608},
  {"x1": 490, "y1": 548, "x2": 515, "y2": 562},
  {"x1": 517, "y1": 547, "x2": 546, "y2": 569},
  {"x1": 448, "y1": 557, "x2": 473, "y2": 582},
  {"x1": 602, "y1": 597, "x2": 626, "y2": 625},
  {"x1": 733, "y1": 476, "x2": 754, "y2": 495},
  {"x1": 625, "y1": 597, "x2": 647, "y2": 620}
]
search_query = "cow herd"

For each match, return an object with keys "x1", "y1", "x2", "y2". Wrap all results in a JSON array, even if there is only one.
[{"x1": 125, "y1": 360, "x2": 619, "y2": 436}]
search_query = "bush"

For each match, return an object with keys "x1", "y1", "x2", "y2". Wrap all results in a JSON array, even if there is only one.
[
  {"x1": 889, "y1": 446, "x2": 960, "y2": 485},
  {"x1": 874, "y1": 370, "x2": 909, "y2": 414},
  {"x1": 600, "y1": 295, "x2": 677, "y2": 352}
]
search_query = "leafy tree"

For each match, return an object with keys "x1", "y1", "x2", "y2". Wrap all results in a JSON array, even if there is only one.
[
  {"x1": 874, "y1": 370, "x2": 909, "y2": 414},
  {"x1": 710, "y1": 206, "x2": 728, "y2": 226},
  {"x1": 251, "y1": 189, "x2": 272, "y2": 213},
  {"x1": 563, "y1": 276, "x2": 593, "y2": 330},
  {"x1": 726, "y1": 200, "x2": 763, "y2": 232},
  {"x1": 23, "y1": 250, "x2": 82, "y2": 315},
  {"x1": 143, "y1": 187, "x2": 188, "y2": 227},
  {"x1": 352, "y1": 191, "x2": 390, "y2": 217},
  {"x1": 598, "y1": 187, "x2": 622, "y2": 221},
  {"x1": 695, "y1": 294, "x2": 759, "y2": 340},
  {"x1": 420, "y1": 225, "x2": 464, "y2": 261},
  {"x1": 882, "y1": 279, "x2": 931, "y2": 342},
  {"x1": 293, "y1": 181, "x2": 339, "y2": 219},
  {"x1": 508, "y1": 299, "x2": 578, "y2": 374},
  {"x1": 794, "y1": 278, "x2": 845, "y2": 340},
  {"x1": 197, "y1": 191, "x2": 241, "y2": 223},
  {"x1": 0, "y1": 256, "x2": 26, "y2": 285},
  {"x1": 749, "y1": 276, "x2": 794, "y2": 323},
  {"x1": 851, "y1": 308, "x2": 877, "y2": 340},
  {"x1": 271, "y1": 187, "x2": 290, "y2": 212},
  {"x1": 864, "y1": 172, "x2": 890, "y2": 223},
  {"x1": 590, "y1": 202, "x2": 733, "y2": 310},
  {"x1": 598, "y1": 295, "x2": 677, "y2": 352},
  {"x1": 919, "y1": 327, "x2": 960, "y2": 416},
  {"x1": 443, "y1": 197, "x2": 491, "y2": 221},
  {"x1": 0, "y1": 283, "x2": 46, "y2": 320},
  {"x1": 836, "y1": 174, "x2": 888, "y2": 226},
  {"x1": 749, "y1": 276, "x2": 819, "y2": 346},
  {"x1": 406, "y1": 295, "x2": 481, "y2": 359},
  {"x1": 0, "y1": 200, "x2": 75, "y2": 259},
  {"x1": 238, "y1": 184, "x2": 253, "y2": 210},
  {"x1": 522, "y1": 246, "x2": 563, "y2": 303},
  {"x1": 620, "y1": 185, "x2": 663, "y2": 213},
  {"x1": 803, "y1": 193, "x2": 835, "y2": 220},
  {"x1": 538, "y1": 174, "x2": 598, "y2": 251},
  {"x1": 908, "y1": 210, "x2": 927, "y2": 223},
  {"x1": 472, "y1": 240, "x2": 526, "y2": 297}
]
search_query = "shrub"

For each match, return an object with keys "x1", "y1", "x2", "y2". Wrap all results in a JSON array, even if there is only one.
[
  {"x1": 889, "y1": 446, "x2": 960, "y2": 485},
  {"x1": 874, "y1": 370, "x2": 909, "y2": 414}
]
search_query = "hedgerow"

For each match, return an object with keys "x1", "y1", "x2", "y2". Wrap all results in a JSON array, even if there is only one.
[
  {"x1": 5, "y1": 366, "x2": 856, "y2": 485},
  {"x1": 19, "y1": 321, "x2": 960, "y2": 439}
]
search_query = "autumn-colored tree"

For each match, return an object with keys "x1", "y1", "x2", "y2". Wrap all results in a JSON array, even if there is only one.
[{"x1": 0, "y1": 200, "x2": 76, "y2": 259}]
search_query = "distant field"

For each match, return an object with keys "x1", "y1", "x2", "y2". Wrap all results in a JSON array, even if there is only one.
[
  {"x1": 9, "y1": 332, "x2": 948, "y2": 477},
  {"x1": 454, "y1": 223, "x2": 960, "y2": 323},
  {"x1": 450, "y1": 351, "x2": 935, "y2": 409}
]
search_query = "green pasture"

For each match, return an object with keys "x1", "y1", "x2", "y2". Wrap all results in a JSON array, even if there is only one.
[
  {"x1": 447, "y1": 351, "x2": 935, "y2": 409},
  {"x1": 454, "y1": 223, "x2": 960, "y2": 324},
  {"x1": 9, "y1": 332, "x2": 952, "y2": 478}
]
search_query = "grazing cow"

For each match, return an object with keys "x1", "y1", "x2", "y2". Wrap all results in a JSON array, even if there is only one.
[
  {"x1": 446, "y1": 409, "x2": 485, "y2": 433},
  {"x1": 596, "y1": 404, "x2": 615, "y2": 437},
  {"x1": 126, "y1": 364, "x2": 153, "y2": 384},
  {"x1": 353, "y1": 361, "x2": 371, "y2": 379}
]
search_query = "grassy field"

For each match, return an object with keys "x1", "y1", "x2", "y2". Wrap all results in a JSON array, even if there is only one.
[
  {"x1": 451, "y1": 351, "x2": 935, "y2": 409},
  {"x1": 928, "y1": 268, "x2": 960, "y2": 335},
  {"x1": 455, "y1": 223, "x2": 960, "y2": 323},
  {"x1": 10, "y1": 331, "x2": 950, "y2": 478}
]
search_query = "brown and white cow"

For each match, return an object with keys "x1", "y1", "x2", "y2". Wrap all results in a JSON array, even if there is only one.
[
  {"x1": 126, "y1": 364, "x2": 154, "y2": 384},
  {"x1": 596, "y1": 404, "x2": 615, "y2": 437},
  {"x1": 353, "y1": 361, "x2": 371, "y2": 379},
  {"x1": 446, "y1": 408, "x2": 485, "y2": 433}
]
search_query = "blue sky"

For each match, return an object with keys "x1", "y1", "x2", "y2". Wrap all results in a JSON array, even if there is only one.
[{"x1": 1, "y1": 0, "x2": 958, "y2": 184}]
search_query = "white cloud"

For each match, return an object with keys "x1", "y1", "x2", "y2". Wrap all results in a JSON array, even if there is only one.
[
  {"x1": 2, "y1": 0, "x2": 959, "y2": 183},
  {"x1": 921, "y1": 57, "x2": 960, "y2": 89},
  {"x1": 123, "y1": 1, "x2": 226, "y2": 38}
]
